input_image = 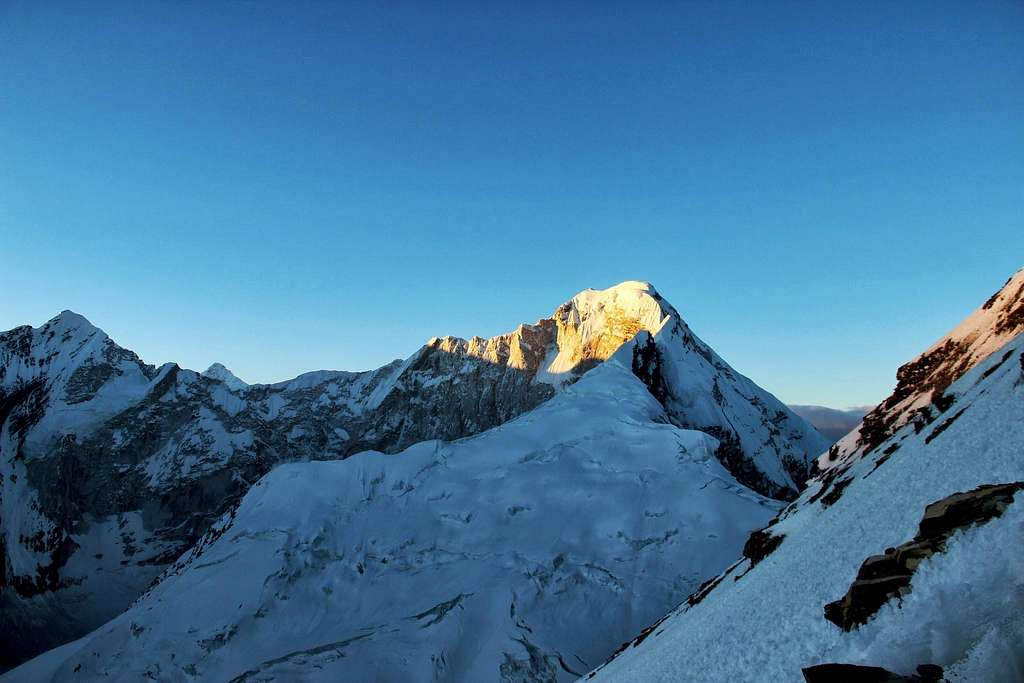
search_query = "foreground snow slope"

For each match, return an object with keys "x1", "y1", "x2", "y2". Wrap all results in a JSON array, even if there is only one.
[
  {"x1": 5, "y1": 354, "x2": 779, "y2": 682},
  {"x1": 590, "y1": 312, "x2": 1024, "y2": 680},
  {"x1": 0, "y1": 281, "x2": 823, "y2": 667}
]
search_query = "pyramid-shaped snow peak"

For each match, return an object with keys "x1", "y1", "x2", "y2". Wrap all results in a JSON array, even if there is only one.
[
  {"x1": 419, "y1": 280, "x2": 827, "y2": 499},
  {"x1": 202, "y1": 362, "x2": 249, "y2": 391}
]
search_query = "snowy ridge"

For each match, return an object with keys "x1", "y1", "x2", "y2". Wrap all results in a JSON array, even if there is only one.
[
  {"x1": 587, "y1": 285, "x2": 1024, "y2": 681},
  {"x1": 823, "y1": 266, "x2": 1024, "y2": 472},
  {"x1": 4, "y1": 357, "x2": 780, "y2": 682}
]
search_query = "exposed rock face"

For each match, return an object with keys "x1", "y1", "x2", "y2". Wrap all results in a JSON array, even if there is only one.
[
  {"x1": 824, "y1": 483, "x2": 1023, "y2": 631},
  {"x1": 742, "y1": 527, "x2": 785, "y2": 566},
  {"x1": 0, "y1": 282, "x2": 824, "y2": 668}
]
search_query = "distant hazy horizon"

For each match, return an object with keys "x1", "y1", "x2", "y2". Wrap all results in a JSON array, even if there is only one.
[{"x1": 2, "y1": 2, "x2": 1021, "y2": 406}]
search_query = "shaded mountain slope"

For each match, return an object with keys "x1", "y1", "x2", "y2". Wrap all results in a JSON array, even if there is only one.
[{"x1": 4, "y1": 355, "x2": 780, "y2": 682}]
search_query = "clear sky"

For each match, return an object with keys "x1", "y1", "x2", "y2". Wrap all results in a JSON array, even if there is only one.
[{"x1": 1, "y1": 1, "x2": 1022, "y2": 407}]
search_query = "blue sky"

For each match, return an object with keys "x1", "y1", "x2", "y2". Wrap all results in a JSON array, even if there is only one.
[{"x1": 1, "y1": 1, "x2": 1021, "y2": 407}]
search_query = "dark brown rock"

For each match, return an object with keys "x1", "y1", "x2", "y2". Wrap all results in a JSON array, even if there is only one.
[
  {"x1": 824, "y1": 576, "x2": 911, "y2": 629},
  {"x1": 742, "y1": 528, "x2": 785, "y2": 566},
  {"x1": 916, "y1": 483, "x2": 1023, "y2": 539},
  {"x1": 915, "y1": 664, "x2": 944, "y2": 681},
  {"x1": 803, "y1": 663, "x2": 905, "y2": 682},
  {"x1": 824, "y1": 482, "x2": 1023, "y2": 630}
]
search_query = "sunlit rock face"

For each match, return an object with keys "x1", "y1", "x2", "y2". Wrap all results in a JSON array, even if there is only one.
[
  {"x1": 0, "y1": 281, "x2": 824, "y2": 669},
  {"x1": 426, "y1": 281, "x2": 828, "y2": 499},
  {"x1": 820, "y1": 267, "x2": 1024, "y2": 476}
]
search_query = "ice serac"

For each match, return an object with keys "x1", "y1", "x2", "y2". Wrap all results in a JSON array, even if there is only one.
[
  {"x1": 0, "y1": 281, "x2": 822, "y2": 668},
  {"x1": 586, "y1": 269, "x2": 1024, "y2": 683},
  {"x1": 3, "y1": 358, "x2": 781, "y2": 682}
]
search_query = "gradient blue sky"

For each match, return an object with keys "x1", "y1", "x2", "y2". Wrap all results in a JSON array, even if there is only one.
[{"x1": 2, "y1": 1, "x2": 1022, "y2": 407}]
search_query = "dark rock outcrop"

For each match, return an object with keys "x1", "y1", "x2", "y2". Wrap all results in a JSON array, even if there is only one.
[
  {"x1": 824, "y1": 483, "x2": 1023, "y2": 630},
  {"x1": 802, "y1": 663, "x2": 944, "y2": 682},
  {"x1": 742, "y1": 528, "x2": 785, "y2": 566}
]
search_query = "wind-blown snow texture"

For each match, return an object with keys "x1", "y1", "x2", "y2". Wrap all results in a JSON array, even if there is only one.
[
  {"x1": 3, "y1": 355, "x2": 781, "y2": 682},
  {"x1": 588, "y1": 273, "x2": 1024, "y2": 683},
  {"x1": 0, "y1": 282, "x2": 824, "y2": 669}
]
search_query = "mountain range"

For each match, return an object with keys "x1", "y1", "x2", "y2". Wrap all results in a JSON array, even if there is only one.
[
  {"x1": 787, "y1": 405, "x2": 872, "y2": 443},
  {"x1": 2, "y1": 270, "x2": 1021, "y2": 682},
  {"x1": 0, "y1": 281, "x2": 825, "y2": 673}
]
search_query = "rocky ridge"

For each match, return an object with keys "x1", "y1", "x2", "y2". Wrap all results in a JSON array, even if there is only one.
[{"x1": 821, "y1": 267, "x2": 1024, "y2": 474}]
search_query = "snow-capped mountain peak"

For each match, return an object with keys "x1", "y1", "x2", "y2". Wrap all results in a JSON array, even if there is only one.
[
  {"x1": 415, "y1": 281, "x2": 826, "y2": 498},
  {"x1": 47, "y1": 309, "x2": 99, "y2": 335},
  {"x1": 202, "y1": 362, "x2": 249, "y2": 391}
]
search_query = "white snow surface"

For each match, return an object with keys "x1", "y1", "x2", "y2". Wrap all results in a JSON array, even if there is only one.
[
  {"x1": 4, "y1": 356, "x2": 781, "y2": 682},
  {"x1": 589, "y1": 332, "x2": 1024, "y2": 682}
]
